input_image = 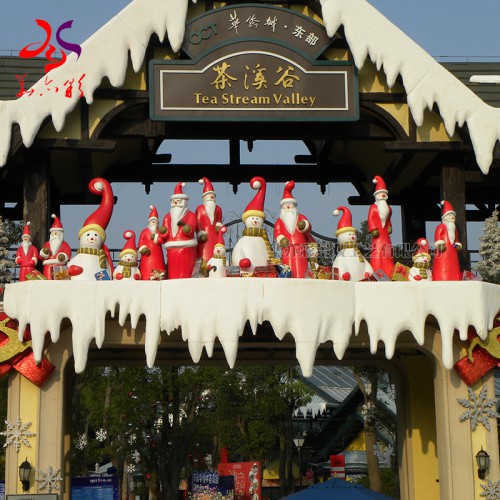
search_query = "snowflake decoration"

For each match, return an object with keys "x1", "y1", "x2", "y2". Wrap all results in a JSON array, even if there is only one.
[
  {"x1": 129, "y1": 478, "x2": 135, "y2": 491},
  {"x1": 131, "y1": 450, "x2": 141, "y2": 463},
  {"x1": 364, "y1": 381, "x2": 372, "y2": 395},
  {"x1": 95, "y1": 428, "x2": 107, "y2": 442},
  {"x1": 480, "y1": 480, "x2": 500, "y2": 499},
  {"x1": 128, "y1": 433, "x2": 137, "y2": 445},
  {"x1": 457, "y1": 386, "x2": 499, "y2": 431},
  {"x1": 36, "y1": 466, "x2": 62, "y2": 492},
  {"x1": 0, "y1": 418, "x2": 36, "y2": 452},
  {"x1": 75, "y1": 433, "x2": 87, "y2": 450},
  {"x1": 361, "y1": 401, "x2": 376, "y2": 422},
  {"x1": 127, "y1": 463, "x2": 136, "y2": 474},
  {"x1": 95, "y1": 463, "x2": 100, "y2": 473},
  {"x1": 373, "y1": 442, "x2": 393, "y2": 465}
]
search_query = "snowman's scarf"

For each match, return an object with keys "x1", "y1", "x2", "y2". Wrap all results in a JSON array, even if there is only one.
[
  {"x1": 211, "y1": 253, "x2": 226, "y2": 267},
  {"x1": 77, "y1": 247, "x2": 108, "y2": 269},
  {"x1": 339, "y1": 241, "x2": 364, "y2": 263},
  {"x1": 413, "y1": 260, "x2": 430, "y2": 279},
  {"x1": 118, "y1": 260, "x2": 138, "y2": 279},
  {"x1": 242, "y1": 227, "x2": 275, "y2": 262}
]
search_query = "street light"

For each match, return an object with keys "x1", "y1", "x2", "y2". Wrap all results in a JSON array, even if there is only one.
[
  {"x1": 293, "y1": 435, "x2": 305, "y2": 490},
  {"x1": 476, "y1": 447, "x2": 490, "y2": 480},
  {"x1": 18, "y1": 457, "x2": 32, "y2": 492}
]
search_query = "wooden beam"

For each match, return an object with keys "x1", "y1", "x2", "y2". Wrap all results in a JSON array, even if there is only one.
[
  {"x1": 93, "y1": 89, "x2": 149, "y2": 100},
  {"x1": 385, "y1": 141, "x2": 469, "y2": 153},
  {"x1": 360, "y1": 93, "x2": 407, "y2": 103},
  {"x1": 34, "y1": 139, "x2": 117, "y2": 151}
]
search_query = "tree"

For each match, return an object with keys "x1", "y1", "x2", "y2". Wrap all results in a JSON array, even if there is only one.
[
  {"x1": 476, "y1": 209, "x2": 500, "y2": 284},
  {"x1": 0, "y1": 217, "x2": 15, "y2": 287}
]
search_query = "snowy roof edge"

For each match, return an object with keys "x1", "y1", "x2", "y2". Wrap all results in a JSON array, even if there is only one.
[{"x1": 0, "y1": 0, "x2": 498, "y2": 174}]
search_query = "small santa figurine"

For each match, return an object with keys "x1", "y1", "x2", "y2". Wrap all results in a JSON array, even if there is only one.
[
  {"x1": 15, "y1": 222, "x2": 39, "y2": 282},
  {"x1": 68, "y1": 178, "x2": 115, "y2": 280},
  {"x1": 138, "y1": 205, "x2": 166, "y2": 280},
  {"x1": 409, "y1": 238, "x2": 432, "y2": 282},
  {"x1": 196, "y1": 177, "x2": 223, "y2": 262},
  {"x1": 273, "y1": 180, "x2": 316, "y2": 278},
  {"x1": 433, "y1": 200, "x2": 462, "y2": 281},
  {"x1": 159, "y1": 182, "x2": 200, "y2": 279},
  {"x1": 39, "y1": 214, "x2": 72, "y2": 279},
  {"x1": 231, "y1": 177, "x2": 275, "y2": 273},
  {"x1": 114, "y1": 230, "x2": 141, "y2": 280},
  {"x1": 368, "y1": 176, "x2": 394, "y2": 277},
  {"x1": 332, "y1": 206, "x2": 373, "y2": 281},
  {"x1": 206, "y1": 226, "x2": 227, "y2": 278}
]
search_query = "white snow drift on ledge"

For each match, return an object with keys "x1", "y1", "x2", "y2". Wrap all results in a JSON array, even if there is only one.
[
  {"x1": 4, "y1": 280, "x2": 500, "y2": 376},
  {"x1": 1, "y1": 0, "x2": 500, "y2": 173}
]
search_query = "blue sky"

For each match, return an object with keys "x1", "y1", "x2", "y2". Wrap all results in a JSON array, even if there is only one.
[{"x1": 0, "y1": 0, "x2": 495, "y2": 251}]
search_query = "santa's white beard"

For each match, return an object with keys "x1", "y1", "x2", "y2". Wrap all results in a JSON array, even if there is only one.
[
  {"x1": 281, "y1": 207, "x2": 298, "y2": 233},
  {"x1": 50, "y1": 234, "x2": 63, "y2": 255},
  {"x1": 204, "y1": 199, "x2": 216, "y2": 224},
  {"x1": 21, "y1": 241, "x2": 31, "y2": 255},
  {"x1": 376, "y1": 199, "x2": 389, "y2": 225},
  {"x1": 148, "y1": 223, "x2": 158, "y2": 235},
  {"x1": 170, "y1": 205, "x2": 187, "y2": 236},
  {"x1": 444, "y1": 220, "x2": 456, "y2": 244}
]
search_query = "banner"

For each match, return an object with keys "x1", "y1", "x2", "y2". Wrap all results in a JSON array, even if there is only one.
[{"x1": 218, "y1": 461, "x2": 261, "y2": 500}]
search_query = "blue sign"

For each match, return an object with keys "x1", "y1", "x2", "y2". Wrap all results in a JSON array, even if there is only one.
[
  {"x1": 71, "y1": 477, "x2": 118, "y2": 500},
  {"x1": 0, "y1": 481, "x2": 5, "y2": 500}
]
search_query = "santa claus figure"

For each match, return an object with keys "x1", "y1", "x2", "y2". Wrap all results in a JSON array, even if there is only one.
[
  {"x1": 39, "y1": 214, "x2": 72, "y2": 279},
  {"x1": 68, "y1": 178, "x2": 114, "y2": 280},
  {"x1": 368, "y1": 176, "x2": 394, "y2": 277},
  {"x1": 273, "y1": 180, "x2": 316, "y2": 278},
  {"x1": 15, "y1": 222, "x2": 39, "y2": 282},
  {"x1": 159, "y1": 182, "x2": 199, "y2": 279},
  {"x1": 231, "y1": 177, "x2": 275, "y2": 273},
  {"x1": 409, "y1": 238, "x2": 432, "y2": 282},
  {"x1": 114, "y1": 230, "x2": 141, "y2": 280},
  {"x1": 332, "y1": 206, "x2": 373, "y2": 281},
  {"x1": 138, "y1": 205, "x2": 166, "y2": 281},
  {"x1": 196, "y1": 177, "x2": 223, "y2": 262},
  {"x1": 207, "y1": 226, "x2": 227, "y2": 278},
  {"x1": 433, "y1": 200, "x2": 462, "y2": 281}
]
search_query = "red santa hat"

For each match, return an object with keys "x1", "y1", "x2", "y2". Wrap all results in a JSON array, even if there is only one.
[
  {"x1": 199, "y1": 177, "x2": 215, "y2": 197},
  {"x1": 214, "y1": 226, "x2": 227, "y2": 249},
  {"x1": 412, "y1": 237, "x2": 430, "y2": 262},
  {"x1": 280, "y1": 180, "x2": 297, "y2": 206},
  {"x1": 78, "y1": 178, "x2": 114, "y2": 242},
  {"x1": 50, "y1": 214, "x2": 63, "y2": 232},
  {"x1": 242, "y1": 176, "x2": 266, "y2": 222},
  {"x1": 440, "y1": 200, "x2": 455, "y2": 219},
  {"x1": 22, "y1": 221, "x2": 32, "y2": 239},
  {"x1": 332, "y1": 206, "x2": 356, "y2": 236},
  {"x1": 148, "y1": 205, "x2": 159, "y2": 222},
  {"x1": 373, "y1": 175, "x2": 388, "y2": 196},
  {"x1": 119, "y1": 230, "x2": 137, "y2": 258},
  {"x1": 171, "y1": 182, "x2": 188, "y2": 200}
]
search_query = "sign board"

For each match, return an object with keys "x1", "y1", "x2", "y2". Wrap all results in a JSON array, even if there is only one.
[
  {"x1": 330, "y1": 454, "x2": 346, "y2": 479},
  {"x1": 0, "y1": 482, "x2": 4, "y2": 500},
  {"x1": 71, "y1": 477, "x2": 118, "y2": 500},
  {"x1": 7, "y1": 496, "x2": 57, "y2": 500},
  {"x1": 217, "y1": 461, "x2": 261, "y2": 500},
  {"x1": 150, "y1": 5, "x2": 358, "y2": 122}
]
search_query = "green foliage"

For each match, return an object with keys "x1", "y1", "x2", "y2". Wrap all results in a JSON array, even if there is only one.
[
  {"x1": 0, "y1": 217, "x2": 15, "y2": 285},
  {"x1": 4, "y1": 219, "x2": 23, "y2": 249},
  {"x1": 353, "y1": 467, "x2": 399, "y2": 497},
  {"x1": 357, "y1": 220, "x2": 372, "y2": 258},
  {"x1": 476, "y1": 209, "x2": 500, "y2": 284}
]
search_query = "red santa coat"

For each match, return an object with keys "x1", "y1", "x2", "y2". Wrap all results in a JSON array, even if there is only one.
[
  {"x1": 433, "y1": 223, "x2": 461, "y2": 281},
  {"x1": 138, "y1": 228, "x2": 166, "y2": 280},
  {"x1": 274, "y1": 214, "x2": 314, "y2": 278},
  {"x1": 368, "y1": 203, "x2": 394, "y2": 277},
  {"x1": 161, "y1": 211, "x2": 198, "y2": 279},
  {"x1": 39, "y1": 241, "x2": 72, "y2": 279},
  {"x1": 195, "y1": 204, "x2": 223, "y2": 261},
  {"x1": 15, "y1": 245, "x2": 39, "y2": 281}
]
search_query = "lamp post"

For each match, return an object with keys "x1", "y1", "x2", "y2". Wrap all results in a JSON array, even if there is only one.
[
  {"x1": 293, "y1": 435, "x2": 305, "y2": 490},
  {"x1": 476, "y1": 447, "x2": 490, "y2": 480},
  {"x1": 18, "y1": 457, "x2": 32, "y2": 492}
]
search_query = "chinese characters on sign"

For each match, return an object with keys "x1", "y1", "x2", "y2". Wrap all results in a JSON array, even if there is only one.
[{"x1": 16, "y1": 19, "x2": 85, "y2": 99}]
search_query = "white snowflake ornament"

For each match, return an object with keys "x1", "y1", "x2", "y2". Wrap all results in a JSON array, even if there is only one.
[
  {"x1": 0, "y1": 418, "x2": 36, "y2": 452},
  {"x1": 132, "y1": 450, "x2": 141, "y2": 463},
  {"x1": 75, "y1": 433, "x2": 87, "y2": 450},
  {"x1": 127, "y1": 463, "x2": 136, "y2": 474},
  {"x1": 128, "y1": 433, "x2": 137, "y2": 445},
  {"x1": 95, "y1": 428, "x2": 107, "y2": 442},
  {"x1": 458, "y1": 386, "x2": 499, "y2": 431},
  {"x1": 36, "y1": 466, "x2": 62, "y2": 492},
  {"x1": 480, "y1": 479, "x2": 500, "y2": 499}
]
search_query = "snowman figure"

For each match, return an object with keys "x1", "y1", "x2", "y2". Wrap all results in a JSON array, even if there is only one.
[
  {"x1": 68, "y1": 178, "x2": 114, "y2": 280},
  {"x1": 207, "y1": 226, "x2": 227, "y2": 278},
  {"x1": 231, "y1": 177, "x2": 274, "y2": 273},
  {"x1": 409, "y1": 238, "x2": 432, "y2": 282},
  {"x1": 114, "y1": 230, "x2": 141, "y2": 280},
  {"x1": 332, "y1": 206, "x2": 373, "y2": 281}
]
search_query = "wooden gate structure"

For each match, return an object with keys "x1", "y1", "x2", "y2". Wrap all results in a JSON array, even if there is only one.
[{"x1": 1, "y1": 0, "x2": 500, "y2": 498}]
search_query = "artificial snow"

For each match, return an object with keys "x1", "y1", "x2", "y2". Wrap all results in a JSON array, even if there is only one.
[
  {"x1": 4, "y1": 280, "x2": 500, "y2": 376},
  {"x1": 0, "y1": 0, "x2": 499, "y2": 172}
]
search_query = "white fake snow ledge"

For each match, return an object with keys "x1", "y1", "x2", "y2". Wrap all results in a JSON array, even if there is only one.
[
  {"x1": 4, "y1": 280, "x2": 500, "y2": 376},
  {"x1": 1, "y1": 0, "x2": 500, "y2": 173}
]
